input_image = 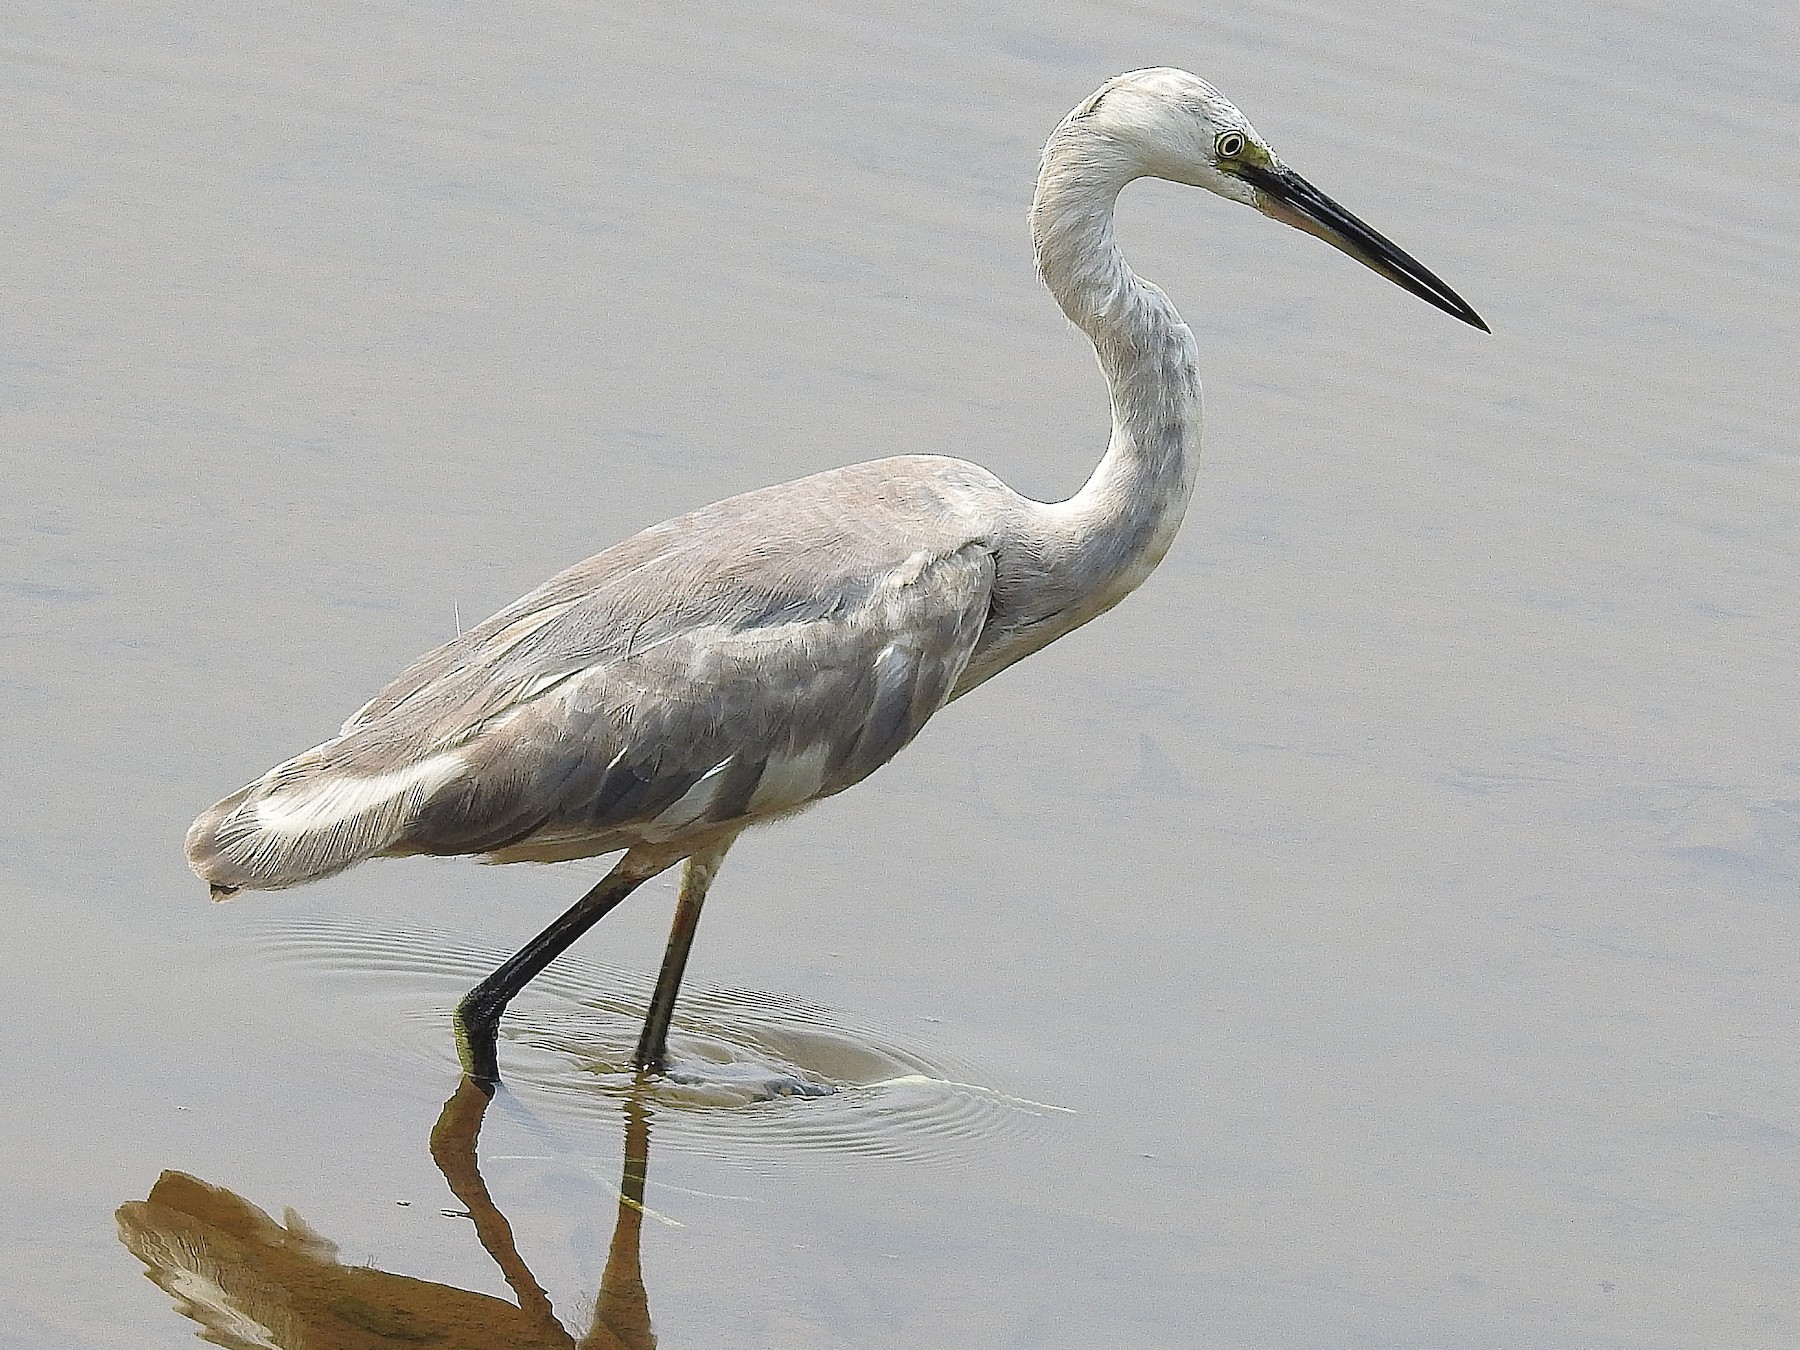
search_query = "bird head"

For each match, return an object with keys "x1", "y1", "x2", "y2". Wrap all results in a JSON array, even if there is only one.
[{"x1": 1068, "y1": 68, "x2": 1488, "y2": 331}]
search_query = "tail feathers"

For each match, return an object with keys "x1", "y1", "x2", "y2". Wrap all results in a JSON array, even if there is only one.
[{"x1": 186, "y1": 743, "x2": 468, "y2": 893}]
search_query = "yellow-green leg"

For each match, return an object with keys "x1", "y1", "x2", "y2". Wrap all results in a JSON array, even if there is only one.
[{"x1": 633, "y1": 838, "x2": 734, "y2": 1072}]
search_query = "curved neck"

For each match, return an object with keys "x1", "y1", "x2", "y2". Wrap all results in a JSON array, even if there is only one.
[{"x1": 1025, "y1": 122, "x2": 1203, "y2": 624}]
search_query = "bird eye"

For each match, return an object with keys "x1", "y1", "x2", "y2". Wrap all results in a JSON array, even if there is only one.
[{"x1": 1215, "y1": 131, "x2": 1246, "y2": 159}]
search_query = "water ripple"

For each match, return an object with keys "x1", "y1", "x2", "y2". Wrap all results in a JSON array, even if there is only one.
[{"x1": 249, "y1": 917, "x2": 1071, "y2": 1169}]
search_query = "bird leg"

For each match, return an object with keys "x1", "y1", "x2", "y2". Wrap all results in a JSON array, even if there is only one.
[
  {"x1": 633, "y1": 838, "x2": 734, "y2": 1072},
  {"x1": 456, "y1": 852, "x2": 667, "y2": 1086}
]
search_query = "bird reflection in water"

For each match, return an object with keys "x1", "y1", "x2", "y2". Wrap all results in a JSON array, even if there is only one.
[{"x1": 116, "y1": 1076, "x2": 659, "y2": 1349}]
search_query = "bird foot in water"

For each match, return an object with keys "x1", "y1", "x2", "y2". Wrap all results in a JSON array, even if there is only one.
[{"x1": 657, "y1": 1058, "x2": 835, "y2": 1102}]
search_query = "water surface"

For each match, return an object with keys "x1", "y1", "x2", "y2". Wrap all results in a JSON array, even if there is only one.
[{"x1": 4, "y1": 2, "x2": 1797, "y2": 1346}]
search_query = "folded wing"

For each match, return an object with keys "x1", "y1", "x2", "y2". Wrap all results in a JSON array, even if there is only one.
[{"x1": 187, "y1": 464, "x2": 1001, "y2": 892}]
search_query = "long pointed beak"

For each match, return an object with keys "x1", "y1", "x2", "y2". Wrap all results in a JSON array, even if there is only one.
[{"x1": 1238, "y1": 161, "x2": 1489, "y2": 332}]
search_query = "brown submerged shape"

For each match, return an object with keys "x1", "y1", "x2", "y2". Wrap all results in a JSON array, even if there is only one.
[{"x1": 116, "y1": 1077, "x2": 658, "y2": 1349}]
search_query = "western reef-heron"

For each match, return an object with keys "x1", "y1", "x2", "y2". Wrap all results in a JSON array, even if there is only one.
[{"x1": 188, "y1": 69, "x2": 1487, "y2": 1086}]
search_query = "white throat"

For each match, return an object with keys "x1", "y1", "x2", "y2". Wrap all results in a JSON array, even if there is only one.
[{"x1": 1024, "y1": 119, "x2": 1205, "y2": 631}]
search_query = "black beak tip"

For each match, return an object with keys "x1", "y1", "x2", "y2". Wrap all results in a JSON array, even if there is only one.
[
  {"x1": 1246, "y1": 161, "x2": 1491, "y2": 336},
  {"x1": 1400, "y1": 281, "x2": 1490, "y2": 334}
]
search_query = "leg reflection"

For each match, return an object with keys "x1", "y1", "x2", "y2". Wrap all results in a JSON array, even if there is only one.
[
  {"x1": 429, "y1": 1074, "x2": 659, "y2": 1350},
  {"x1": 120, "y1": 1078, "x2": 663, "y2": 1349},
  {"x1": 428, "y1": 1076, "x2": 568, "y2": 1342},
  {"x1": 588, "y1": 1076, "x2": 656, "y2": 1349}
]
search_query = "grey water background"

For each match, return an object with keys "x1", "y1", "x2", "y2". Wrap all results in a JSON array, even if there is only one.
[{"x1": 4, "y1": 1, "x2": 1798, "y2": 1345}]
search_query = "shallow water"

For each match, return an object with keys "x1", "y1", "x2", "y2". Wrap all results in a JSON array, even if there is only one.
[
  {"x1": 255, "y1": 916, "x2": 1068, "y2": 1160},
  {"x1": 5, "y1": 2, "x2": 1798, "y2": 1346}
]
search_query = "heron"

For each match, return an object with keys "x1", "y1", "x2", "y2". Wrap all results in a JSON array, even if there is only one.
[{"x1": 188, "y1": 69, "x2": 1487, "y2": 1087}]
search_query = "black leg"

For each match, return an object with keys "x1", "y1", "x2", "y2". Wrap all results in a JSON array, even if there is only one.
[
  {"x1": 456, "y1": 853, "x2": 664, "y2": 1085},
  {"x1": 633, "y1": 839, "x2": 733, "y2": 1072}
]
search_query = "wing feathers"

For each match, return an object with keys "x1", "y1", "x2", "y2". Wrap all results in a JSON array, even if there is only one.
[
  {"x1": 188, "y1": 459, "x2": 1006, "y2": 892},
  {"x1": 186, "y1": 747, "x2": 467, "y2": 891}
]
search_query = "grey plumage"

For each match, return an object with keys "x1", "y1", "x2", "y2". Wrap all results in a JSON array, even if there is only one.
[
  {"x1": 189, "y1": 458, "x2": 1009, "y2": 890},
  {"x1": 185, "y1": 69, "x2": 1484, "y2": 1081}
]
